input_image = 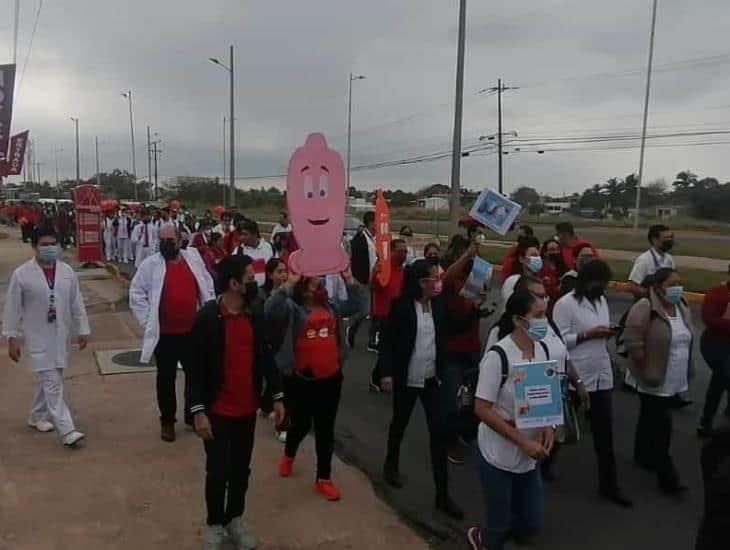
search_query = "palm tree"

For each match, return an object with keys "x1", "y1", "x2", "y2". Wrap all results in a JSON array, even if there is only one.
[{"x1": 673, "y1": 170, "x2": 698, "y2": 190}]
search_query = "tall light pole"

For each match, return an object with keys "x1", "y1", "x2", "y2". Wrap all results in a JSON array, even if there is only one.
[
  {"x1": 121, "y1": 91, "x2": 138, "y2": 200},
  {"x1": 209, "y1": 46, "x2": 235, "y2": 207},
  {"x1": 347, "y1": 73, "x2": 366, "y2": 205},
  {"x1": 479, "y1": 80, "x2": 519, "y2": 195},
  {"x1": 633, "y1": 0, "x2": 659, "y2": 231},
  {"x1": 147, "y1": 125, "x2": 152, "y2": 198},
  {"x1": 95, "y1": 136, "x2": 101, "y2": 187},
  {"x1": 54, "y1": 146, "x2": 63, "y2": 187},
  {"x1": 70, "y1": 117, "x2": 80, "y2": 185},
  {"x1": 449, "y1": 0, "x2": 467, "y2": 230},
  {"x1": 222, "y1": 116, "x2": 227, "y2": 205}
]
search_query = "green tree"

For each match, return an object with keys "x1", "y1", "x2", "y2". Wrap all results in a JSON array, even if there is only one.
[{"x1": 510, "y1": 186, "x2": 540, "y2": 207}]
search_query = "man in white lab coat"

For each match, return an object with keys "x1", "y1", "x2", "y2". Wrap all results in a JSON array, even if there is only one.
[
  {"x1": 2, "y1": 222, "x2": 90, "y2": 448},
  {"x1": 129, "y1": 225, "x2": 215, "y2": 442},
  {"x1": 130, "y1": 210, "x2": 157, "y2": 268},
  {"x1": 117, "y1": 209, "x2": 132, "y2": 263}
]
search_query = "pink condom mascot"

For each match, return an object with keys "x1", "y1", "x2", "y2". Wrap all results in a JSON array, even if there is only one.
[{"x1": 286, "y1": 133, "x2": 349, "y2": 276}]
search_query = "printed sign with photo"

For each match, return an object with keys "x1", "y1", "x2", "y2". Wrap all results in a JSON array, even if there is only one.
[
  {"x1": 469, "y1": 188, "x2": 522, "y2": 236},
  {"x1": 459, "y1": 257, "x2": 492, "y2": 303},
  {"x1": 513, "y1": 360, "x2": 564, "y2": 430}
]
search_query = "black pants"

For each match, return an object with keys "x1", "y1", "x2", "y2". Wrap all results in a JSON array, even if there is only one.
[
  {"x1": 285, "y1": 373, "x2": 342, "y2": 479},
  {"x1": 385, "y1": 378, "x2": 449, "y2": 498},
  {"x1": 700, "y1": 339, "x2": 730, "y2": 427},
  {"x1": 153, "y1": 333, "x2": 193, "y2": 425},
  {"x1": 586, "y1": 390, "x2": 619, "y2": 492},
  {"x1": 634, "y1": 393, "x2": 679, "y2": 487},
  {"x1": 369, "y1": 316, "x2": 386, "y2": 385},
  {"x1": 204, "y1": 414, "x2": 256, "y2": 526}
]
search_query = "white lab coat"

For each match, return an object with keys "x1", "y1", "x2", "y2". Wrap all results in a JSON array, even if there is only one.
[
  {"x1": 129, "y1": 248, "x2": 215, "y2": 363},
  {"x1": 2, "y1": 259, "x2": 90, "y2": 372},
  {"x1": 130, "y1": 222, "x2": 158, "y2": 268}
]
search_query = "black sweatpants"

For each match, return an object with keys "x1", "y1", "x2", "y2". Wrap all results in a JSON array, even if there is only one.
[
  {"x1": 384, "y1": 378, "x2": 449, "y2": 498},
  {"x1": 153, "y1": 333, "x2": 193, "y2": 425},
  {"x1": 285, "y1": 373, "x2": 343, "y2": 480},
  {"x1": 587, "y1": 389, "x2": 620, "y2": 492},
  {"x1": 204, "y1": 414, "x2": 256, "y2": 526},
  {"x1": 634, "y1": 393, "x2": 679, "y2": 487}
]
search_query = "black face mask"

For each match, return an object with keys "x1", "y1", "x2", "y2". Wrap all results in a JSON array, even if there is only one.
[
  {"x1": 159, "y1": 240, "x2": 179, "y2": 260},
  {"x1": 585, "y1": 282, "x2": 604, "y2": 299},
  {"x1": 548, "y1": 253, "x2": 562, "y2": 263},
  {"x1": 426, "y1": 256, "x2": 440, "y2": 266},
  {"x1": 244, "y1": 281, "x2": 259, "y2": 303},
  {"x1": 659, "y1": 239, "x2": 674, "y2": 253}
]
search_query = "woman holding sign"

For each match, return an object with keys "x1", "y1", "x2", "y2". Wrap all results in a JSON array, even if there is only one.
[
  {"x1": 265, "y1": 269, "x2": 364, "y2": 501},
  {"x1": 467, "y1": 290, "x2": 555, "y2": 550}
]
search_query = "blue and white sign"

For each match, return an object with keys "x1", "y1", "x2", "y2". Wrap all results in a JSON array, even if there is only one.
[
  {"x1": 513, "y1": 360, "x2": 564, "y2": 429},
  {"x1": 459, "y1": 257, "x2": 493, "y2": 303},
  {"x1": 469, "y1": 188, "x2": 522, "y2": 236}
]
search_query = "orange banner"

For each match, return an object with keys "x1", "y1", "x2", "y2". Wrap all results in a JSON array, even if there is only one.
[{"x1": 374, "y1": 189, "x2": 391, "y2": 287}]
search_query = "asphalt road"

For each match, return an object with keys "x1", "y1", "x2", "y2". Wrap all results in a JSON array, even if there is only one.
[{"x1": 333, "y1": 291, "x2": 722, "y2": 550}]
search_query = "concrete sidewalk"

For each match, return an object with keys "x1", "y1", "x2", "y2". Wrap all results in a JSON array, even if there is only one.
[{"x1": 0, "y1": 231, "x2": 427, "y2": 550}]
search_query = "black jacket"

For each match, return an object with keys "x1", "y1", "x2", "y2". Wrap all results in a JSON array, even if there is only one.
[
  {"x1": 186, "y1": 299, "x2": 284, "y2": 416},
  {"x1": 350, "y1": 230, "x2": 373, "y2": 285},
  {"x1": 378, "y1": 295, "x2": 447, "y2": 389}
]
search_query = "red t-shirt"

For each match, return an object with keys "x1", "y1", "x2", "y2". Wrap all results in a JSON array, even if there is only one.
[
  {"x1": 210, "y1": 302, "x2": 259, "y2": 418},
  {"x1": 561, "y1": 237, "x2": 598, "y2": 268},
  {"x1": 158, "y1": 259, "x2": 199, "y2": 334},
  {"x1": 41, "y1": 264, "x2": 55, "y2": 287},
  {"x1": 702, "y1": 283, "x2": 730, "y2": 345},
  {"x1": 224, "y1": 230, "x2": 240, "y2": 255},
  {"x1": 371, "y1": 264, "x2": 405, "y2": 318},
  {"x1": 444, "y1": 274, "x2": 481, "y2": 354},
  {"x1": 294, "y1": 307, "x2": 340, "y2": 379}
]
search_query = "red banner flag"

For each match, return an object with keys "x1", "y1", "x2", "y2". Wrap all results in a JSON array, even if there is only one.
[
  {"x1": 6, "y1": 130, "x2": 28, "y2": 175},
  {"x1": 0, "y1": 64, "x2": 16, "y2": 164}
]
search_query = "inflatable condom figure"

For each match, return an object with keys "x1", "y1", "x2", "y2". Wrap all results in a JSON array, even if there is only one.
[{"x1": 286, "y1": 133, "x2": 349, "y2": 276}]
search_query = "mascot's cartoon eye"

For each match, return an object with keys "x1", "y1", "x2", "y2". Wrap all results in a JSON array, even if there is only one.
[
  {"x1": 303, "y1": 175, "x2": 314, "y2": 199},
  {"x1": 319, "y1": 174, "x2": 329, "y2": 198}
]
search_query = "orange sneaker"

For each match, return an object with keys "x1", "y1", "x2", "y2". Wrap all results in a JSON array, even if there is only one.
[
  {"x1": 278, "y1": 455, "x2": 294, "y2": 477},
  {"x1": 313, "y1": 479, "x2": 341, "y2": 501}
]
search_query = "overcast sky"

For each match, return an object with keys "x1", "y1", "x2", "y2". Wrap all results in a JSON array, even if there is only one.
[{"x1": 4, "y1": 0, "x2": 730, "y2": 196}]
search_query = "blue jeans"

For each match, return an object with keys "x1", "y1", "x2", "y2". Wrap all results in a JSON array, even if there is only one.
[
  {"x1": 347, "y1": 286, "x2": 372, "y2": 345},
  {"x1": 478, "y1": 453, "x2": 544, "y2": 550}
]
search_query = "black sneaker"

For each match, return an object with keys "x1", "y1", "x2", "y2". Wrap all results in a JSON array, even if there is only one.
[
  {"x1": 599, "y1": 488, "x2": 633, "y2": 508},
  {"x1": 697, "y1": 423, "x2": 713, "y2": 438},
  {"x1": 467, "y1": 527, "x2": 484, "y2": 550},
  {"x1": 368, "y1": 379, "x2": 381, "y2": 393},
  {"x1": 345, "y1": 325, "x2": 355, "y2": 349}
]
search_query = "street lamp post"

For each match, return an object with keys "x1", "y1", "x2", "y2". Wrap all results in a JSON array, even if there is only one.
[
  {"x1": 347, "y1": 73, "x2": 366, "y2": 206},
  {"x1": 633, "y1": 0, "x2": 659, "y2": 231},
  {"x1": 449, "y1": 0, "x2": 467, "y2": 230},
  {"x1": 209, "y1": 46, "x2": 235, "y2": 207},
  {"x1": 121, "y1": 91, "x2": 138, "y2": 200},
  {"x1": 95, "y1": 136, "x2": 101, "y2": 187},
  {"x1": 54, "y1": 146, "x2": 63, "y2": 187},
  {"x1": 70, "y1": 117, "x2": 80, "y2": 186}
]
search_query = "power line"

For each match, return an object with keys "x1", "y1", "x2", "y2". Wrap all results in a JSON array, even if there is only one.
[{"x1": 16, "y1": 0, "x2": 44, "y2": 100}]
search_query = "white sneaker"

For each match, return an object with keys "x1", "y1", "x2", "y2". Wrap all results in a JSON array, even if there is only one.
[
  {"x1": 225, "y1": 516, "x2": 257, "y2": 549},
  {"x1": 204, "y1": 525, "x2": 225, "y2": 550},
  {"x1": 276, "y1": 430, "x2": 287, "y2": 443},
  {"x1": 28, "y1": 419, "x2": 55, "y2": 433},
  {"x1": 62, "y1": 430, "x2": 85, "y2": 448}
]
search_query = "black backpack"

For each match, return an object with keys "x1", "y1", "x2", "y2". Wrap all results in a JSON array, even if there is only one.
[{"x1": 489, "y1": 340, "x2": 551, "y2": 388}]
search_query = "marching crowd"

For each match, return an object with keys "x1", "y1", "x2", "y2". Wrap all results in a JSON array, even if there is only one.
[{"x1": 3, "y1": 205, "x2": 729, "y2": 550}]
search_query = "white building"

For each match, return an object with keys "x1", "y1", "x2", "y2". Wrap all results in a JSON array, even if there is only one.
[
  {"x1": 349, "y1": 198, "x2": 375, "y2": 212},
  {"x1": 544, "y1": 200, "x2": 572, "y2": 214},
  {"x1": 418, "y1": 196, "x2": 449, "y2": 210}
]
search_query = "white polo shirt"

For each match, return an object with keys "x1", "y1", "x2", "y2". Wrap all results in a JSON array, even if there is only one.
[
  {"x1": 407, "y1": 302, "x2": 437, "y2": 388},
  {"x1": 476, "y1": 335, "x2": 548, "y2": 473},
  {"x1": 552, "y1": 291, "x2": 613, "y2": 391},
  {"x1": 628, "y1": 248, "x2": 675, "y2": 286}
]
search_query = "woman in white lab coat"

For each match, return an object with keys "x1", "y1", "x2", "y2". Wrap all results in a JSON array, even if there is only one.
[{"x1": 2, "y1": 223, "x2": 90, "y2": 448}]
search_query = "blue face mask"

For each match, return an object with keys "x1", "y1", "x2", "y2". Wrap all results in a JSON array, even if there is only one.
[
  {"x1": 664, "y1": 285, "x2": 684, "y2": 304},
  {"x1": 527, "y1": 256, "x2": 543, "y2": 273},
  {"x1": 525, "y1": 317, "x2": 549, "y2": 341},
  {"x1": 38, "y1": 244, "x2": 58, "y2": 263}
]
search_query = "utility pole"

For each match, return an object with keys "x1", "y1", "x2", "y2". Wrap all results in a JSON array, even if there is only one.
[
  {"x1": 633, "y1": 0, "x2": 659, "y2": 231},
  {"x1": 150, "y1": 136, "x2": 162, "y2": 200},
  {"x1": 449, "y1": 0, "x2": 467, "y2": 230},
  {"x1": 95, "y1": 136, "x2": 101, "y2": 187},
  {"x1": 481, "y1": 80, "x2": 519, "y2": 195},
  {"x1": 122, "y1": 91, "x2": 137, "y2": 200},
  {"x1": 70, "y1": 117, "x2": 80, "y2": 185},
  {"x1": 147, "y1": 125, "x2": 152, "y2": 195}
]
